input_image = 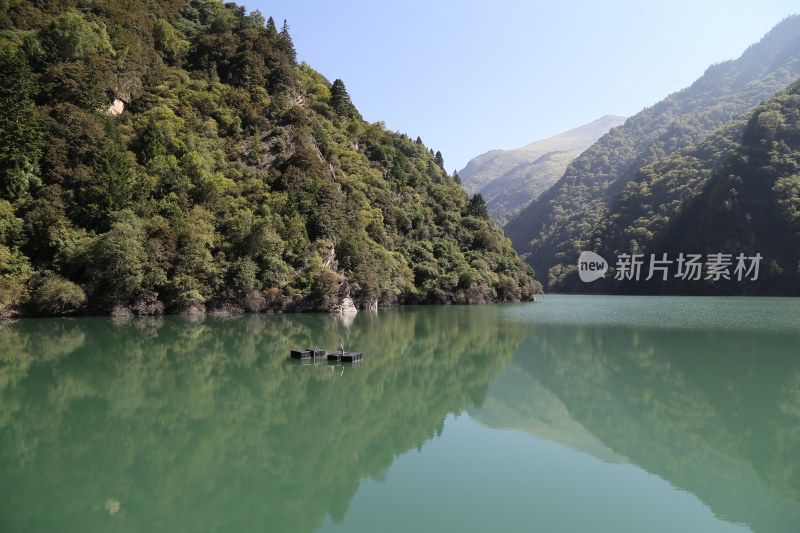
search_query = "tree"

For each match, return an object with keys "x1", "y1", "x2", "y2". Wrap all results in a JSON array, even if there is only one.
[
  {"x1": 468, "y1": 193, "x2": 489, "y2": 218},
  {"x1": 265, "y1": 46, "x2": 297, "y2": 94},
  {"x1": 38, "y1": 8, "x2": 114, "y2": 62},
  {"x1": 330, "y1": 79, "x2": 357, "y2": 118},
  {"x1": 30, "y1": 273, "x2": 86, "y2": 314},
  {"x1": 137, "y1": 120, "x2": 166, "y2": 164},
  {"x1": 80, "y1": 143, "x2": 138, "y2": 229},
  {"x1": 153, "y1": 19, "x2": 189, "y2": 64},
  {"x1": 277, "y1": 20, "x2": 296, "y2": 62},
  {"x1": 89, "y1": 210, "x2": 147, "y2": 302},
  {"x1": 266, "y1": 16, "x2": 278, "y2": 39},
  {"x1": 0, "y1": 51, "x2": 43, "y2": 200},
  {"x1": 248, "y1": 126, "x2": 263, "y2": 166},
  {"x1": 0, "y1": 0, "x2": 542, "y2": 314},
  {"x1": 173, "y1": 207, "x2": 222, "y2": 298}
]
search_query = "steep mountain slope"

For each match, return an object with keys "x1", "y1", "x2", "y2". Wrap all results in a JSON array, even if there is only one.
[
  {"x1": 459, "y1": 115, "x2": 625, "y2": 225},
  {"x1": 568, "y1": 80, "x2": 800, "y2": 294},
  {"x1": 0, "y1": 0, "x2": 540, "y2": 317},
  {"x1": 505, "y1": 15, "x2": 800, "y2": 286}
]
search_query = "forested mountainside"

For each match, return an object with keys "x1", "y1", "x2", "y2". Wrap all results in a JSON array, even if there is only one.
[
  {"x1": 556, "y1": 80, "x2": 800, "y2": 294},
  {"x1": 505, "y1": 15, "x2": 800, "y2": 289},
  {"x1": 459, "y1": 115, "x2": 625, "y2": 226},
  {"x1": 0, "y1": 0, "x2": 540, "y2": 317}
]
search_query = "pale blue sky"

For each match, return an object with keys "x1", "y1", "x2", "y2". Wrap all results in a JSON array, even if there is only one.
[{"x1": 244, "y1": 1, "x2": 797, "y2": 171}]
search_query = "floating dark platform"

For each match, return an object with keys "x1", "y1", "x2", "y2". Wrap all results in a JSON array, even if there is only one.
[
  {"x1": 327, "y1": 351, "x2": 363, "y2": 363},
  {"x1": 290, "y1": 348, "x2": 326, "y2": 359}
]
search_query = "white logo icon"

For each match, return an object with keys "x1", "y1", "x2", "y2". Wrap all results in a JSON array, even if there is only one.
[{"x1": 578, "y1": 251, "x2": 608, "y2": 282}]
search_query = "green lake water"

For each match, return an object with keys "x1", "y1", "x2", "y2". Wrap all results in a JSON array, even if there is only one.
[{"x1": 1, "y1": 295, "x2": 799, "y2": 532}]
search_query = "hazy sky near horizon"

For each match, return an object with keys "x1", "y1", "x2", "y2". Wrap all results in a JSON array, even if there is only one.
[{"x1": 244, "y1": 1, "x2": 797, "y2": 171}]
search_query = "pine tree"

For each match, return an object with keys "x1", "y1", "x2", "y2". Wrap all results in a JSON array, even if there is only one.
[
  {"x1": 468, "y1": 193, "x2": 488, "y2": 218},
  {"x1": 249, "y1": 126, "x2": 263, "y2": 166},
  {"x1": 0, "y1": 51, "x2": 43, "y2": 200},
  {"x1": 434, "y1": 151, "x2": 444, "y2": 168},
  {"x1": 330, "y1": 79, "x2": 357, "y2": 118},
  {"x1": 138, "y1": 120, "x2": 166, "y2": 164},
  {"x1": 266, "y1": 16, "x2": 277, "y2": 38},
  {"x1": 278, "y1": 20, "x2": 296, "y2": 62}
]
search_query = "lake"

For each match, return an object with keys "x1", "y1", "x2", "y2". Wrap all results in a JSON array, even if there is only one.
[{"x1": 1, "y1": 295, "x2": 799, "y2": 532}]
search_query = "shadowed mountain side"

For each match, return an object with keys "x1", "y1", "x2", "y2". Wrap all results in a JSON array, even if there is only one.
[
  {"x1": 513, "y1": 323, "x2": 800, "y2": 533},
  {"x1": 459, "y1": 116, "x2": 625, "y2": 225},
  {"x1": 0, "y1": 308, "x2": 527, "y2": 533},
  {"x1": 546, "y1": 81, "x2": 800, "y2": 294},
  {"x1": 506, "y1": 15, "x2": 800, "y2": 283}
]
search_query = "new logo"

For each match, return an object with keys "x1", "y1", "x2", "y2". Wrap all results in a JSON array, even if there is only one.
[{"x1": 578, "y1": 251, "x2": 608, "y2": 282}]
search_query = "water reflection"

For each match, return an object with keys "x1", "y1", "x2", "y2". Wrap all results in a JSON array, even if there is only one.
[
  {"x1": 474, "y1": 322, "x2": 800, "y2": 533},
  {"x1": 2, "y1": 301, "x2": 800, "y2": 532},
  {"x1": 0, "y1": 307, "x2": 525, "y2": 533}
]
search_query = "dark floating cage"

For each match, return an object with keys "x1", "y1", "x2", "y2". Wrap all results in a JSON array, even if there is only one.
[
  {"x1": 290, "y1": 348, "x2": 362, "y2": 363},
  {"x1": 327, "y1": 351, "x2": 363, "y2": 363},
  {"x1": 290, "y1": 348, "x2": 326, "y2": 360}
]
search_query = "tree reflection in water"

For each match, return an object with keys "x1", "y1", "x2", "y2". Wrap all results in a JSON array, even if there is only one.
[{"x1": 0, "y1": 306, "x2": 525, "y2": 532}]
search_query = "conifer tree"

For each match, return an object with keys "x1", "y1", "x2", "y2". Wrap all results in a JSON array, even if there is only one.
[
  {"x1": 266, "y1": 16, "x2": 277, "y2": 39},
  {"x1": 330, "y1": 79, "x2": 357, "y2": 118},
  {"x1": 278, "y1": 20, "x2": 296, "y2": 62},
  {"x1": 0, "y1": 52, "x2": 43, "y2": 200},
  {"x1": 468, "y1": 193, "x2": 489, "y2": 218}
]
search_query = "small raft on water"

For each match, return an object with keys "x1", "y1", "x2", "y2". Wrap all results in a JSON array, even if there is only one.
[
  {"x1": 290, "y1": 348, "x2": 326, "y2": 360},
  {"x1": 327, "y1": 351, "x2": 363, "y2": 363}
]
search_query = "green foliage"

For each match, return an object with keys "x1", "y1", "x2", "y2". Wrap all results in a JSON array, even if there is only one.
[
  {"x1": 329, "y1": 79, "x2": 358, "y2": 118},
  {"x1": 30, "y1": 272, "x2": 86, "y2": 314},
  {"x1": 154, "y1": 19, "x2": 189, "y2": 64},
  {"x1": 467, "y1": 193, "x2": 489, "y2": 219},
  {"x1": 87, "y1": 210, "x2": 147, "y2": 302},
  {"x1": 0, "y1": 308, "x2": 525, "y2": 529},
  {"x1": 562, "y1": 81, "x2": 800, "y2": 295},
  {"x1": 79, "y1": 143, "x2": 139, "y2": 229},
  {"x1": 0, "y1": 0, "x2": 540, "y2": 315},
  {"x1": 0, "y1": 244, "x2": 31, "y2": 278},
  {"x1": 0, "y1": 50, "x2": 42, "y2": 200},
  {"x1": 434, "y1": 150, "x2": 444, "y2": 168},
  {"x1": 137, "y1": 119, "x2": 166, "y2": 163},
  {"x1": 0, "y1": 199, "x2": 22, "y2": 245},
  {"x1": 38, "y1": 9, "x2": 114, "y2": 62},
  {"x1": 0, "y1": 275, "x2": 27, "y2": 313},
  {"x1": 506, "y1": 15, "x2": 800, "y2": 287}
]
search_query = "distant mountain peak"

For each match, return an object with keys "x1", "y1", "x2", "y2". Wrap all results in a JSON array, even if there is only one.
[{"x1": 458, "y1": 115, "x2": 625, "y2": 225}]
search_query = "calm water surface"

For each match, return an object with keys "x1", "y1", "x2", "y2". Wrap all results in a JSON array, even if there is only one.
[{"x1": 1, "y1": 295, "x2": 799, "y2": 532}]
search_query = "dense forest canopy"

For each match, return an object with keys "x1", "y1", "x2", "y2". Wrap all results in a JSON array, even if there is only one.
[
  {"x1": 0, "y1": 0, "x2": 540, "y2": 316},
  {"x1": 505, "y1": 14, "x2": 800, "y2": 294},
  {"x1": 570, "y1": 81, "x2": 800, "y2": 294}
]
